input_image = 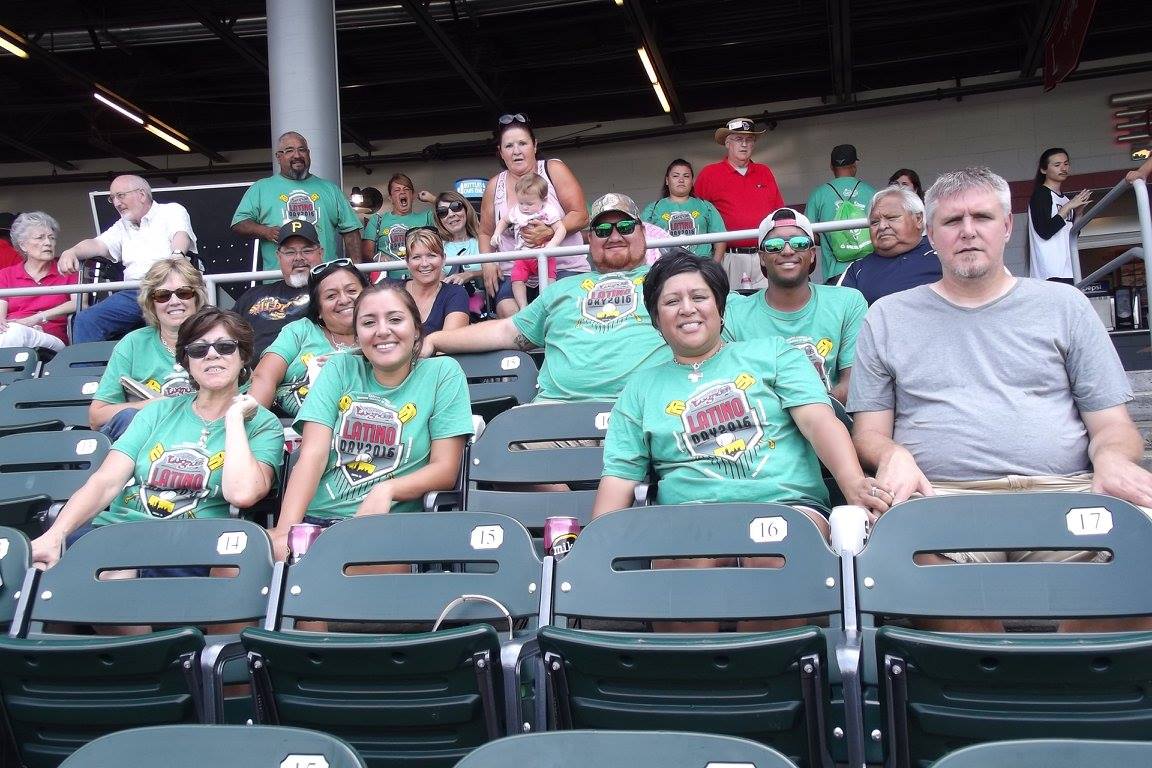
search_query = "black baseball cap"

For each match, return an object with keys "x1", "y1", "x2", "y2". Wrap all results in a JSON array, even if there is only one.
[
  {"x1": 831, "y1": 144, "x2": 859, "y2": 166},
  {"x1": 276, "y1": 219, "x2": 320, "y2": 246}
]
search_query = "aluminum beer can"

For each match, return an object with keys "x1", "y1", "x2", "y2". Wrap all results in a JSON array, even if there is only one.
[
  {"x1": 287, "y1": 523, "x2": 323, "y2": 564},
  {"x1": 543, "y1": 516, "x2": 581, "y2": 558}
]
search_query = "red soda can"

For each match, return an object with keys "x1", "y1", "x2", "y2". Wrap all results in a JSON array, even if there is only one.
[
  {"x1": 287, "y1": 523, "x2": 323, "y2": 564},
  {"x1": 544, "y1": 516, "x2": 581, "y2": 558}
]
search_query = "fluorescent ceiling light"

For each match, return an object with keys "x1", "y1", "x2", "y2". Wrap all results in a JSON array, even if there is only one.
[
  {"x1": 145, "y1": 124, "x2": 191, "y2": 152},
  {"x1": 653, "y1": 82, "x2": 671, "y2": 113},
  {"x1": 93, "y1": 92, "x2": 144, "y2": 124},
  {"x1": 0, "y1": 26, "x2": 28, "y2": 59},
  {"x1": 637, "y1": 48, "x2": 657, "y2": 84}
]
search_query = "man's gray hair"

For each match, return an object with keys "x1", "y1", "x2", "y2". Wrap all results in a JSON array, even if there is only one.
[
  {"x1": 116, "y1": 174, "x2": 153, "y2": 202},
  {"x1": 868, "y1": 184, "x2": 924, "y2": 219},
  {"x1": 924, "y1": 167, "x2": 1011, "y2": 224},
  {"x1": 9, "y1": 211, "x2": 60, "y2": 255}
]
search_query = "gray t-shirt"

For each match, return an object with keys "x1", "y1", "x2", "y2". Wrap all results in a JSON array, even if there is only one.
[{"x1": 847, "y1": 279, "x2": 1132, "y2": 481}]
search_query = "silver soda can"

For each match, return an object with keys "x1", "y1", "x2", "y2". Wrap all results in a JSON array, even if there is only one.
[
  {"x1": 288, "y1": 523, "x2": 324, "y2": 564},
  {"x1": 544, "y1": 516, "x2": 581, "y2": 559}
]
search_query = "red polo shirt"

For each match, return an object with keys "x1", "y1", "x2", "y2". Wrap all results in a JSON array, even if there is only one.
[
  {"x1": 694, "y1": 158, "x2": 785, "y2": 248},
  {"x1": 0, "y1": 261, "x2": 78, "y2": 344}
]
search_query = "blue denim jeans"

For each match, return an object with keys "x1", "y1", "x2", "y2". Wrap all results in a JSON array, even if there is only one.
[{"x1": 73, "y1": 289, "x2": 143, "y2": 343}]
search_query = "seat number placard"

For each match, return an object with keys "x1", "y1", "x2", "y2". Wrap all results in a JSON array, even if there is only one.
[
  {"x1": 470, "y1": 525, "x2": 504, "y2": 550},
  {"x1": 749, "y1": 516, "x2": 788, "y2": 543},
  {"x1": 1066, "y1": 507, "x2": 1113, "y2": 536}
]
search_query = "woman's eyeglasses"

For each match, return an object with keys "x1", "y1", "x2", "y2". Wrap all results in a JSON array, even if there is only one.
[
  {"x1": 185, "y1": 340, "x2": 239, "y2": 358},
  {"x1": 760, "y1": 235, "x2": 814, "y2": 253},
  {"x1": 309, "y1": 258, "x2": 355, "y2": 277},
  {"x1": 498, "y1": 113, "x2": 528, "y2": 125},
  {"x1": 150, "y1": 286, "x2": 197, "y2": 303},
  {"x1": 436, "y1": 201, "x2": 467, "y2": 218},
  {"x1": 590, "y1": 219, "x2": 639, "y2": 239}
]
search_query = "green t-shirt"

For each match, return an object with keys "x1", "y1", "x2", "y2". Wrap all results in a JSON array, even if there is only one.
[
  {"x1": 640, "y1": 197, "x2": 725, "y2": 259},
  {"x1": 96, "y1": 395, "x2": 284, "y2": 525},
  {"x1": 511, "y1": 266, "x2": 671, "y2": 402},
  {"x1": 804, "y1": 176, "x2": 877, "y2": 279},
  {"x1": 95, "y1": 327, "x2": 194, "y2": 404},
  {"x1": 294, "y1": 354, "x2": 474, "y2": 519},
  {"x1": 363, "y1": 210, "x2": 435, "y2": 259},
  {"x1": 723, "y1": 284, "x2": 867, "y2": 393},
  {"x1": 262, "y1": 318, "x2": 347, "y2": 417},
  {"x1": 603, "y1": 340, "x2": 831, "y2": 507},
  {"x1": 231, "y1": 174, "x2": 361, "y2": 271}
]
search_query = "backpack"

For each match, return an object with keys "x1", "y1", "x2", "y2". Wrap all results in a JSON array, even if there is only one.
[{"x1": 823, "y1": 180, "x2": 874, "y2": 263}]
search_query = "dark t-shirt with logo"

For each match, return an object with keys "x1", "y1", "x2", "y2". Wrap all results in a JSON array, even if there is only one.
[{"x1": 233, "y1": 281, "x2": 310, "y2": 358}]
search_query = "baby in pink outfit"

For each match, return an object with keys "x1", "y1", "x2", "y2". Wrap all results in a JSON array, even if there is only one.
[{"x1": 491, "y1": 172, "x2": 568, "y2": 309}]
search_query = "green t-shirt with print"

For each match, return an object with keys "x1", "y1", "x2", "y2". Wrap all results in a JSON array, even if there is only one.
[
  {"x1": 232, "y1": 173, "x2": 361, "y2": 271},
  {"x1": 804, "y1": 176, "x2": 877, "y2": 279},
  {"x1": 640, "y1": 197, "x2": 725, "y2": 259},
  {"x1": 723, "y1": 284, "x2": 867, "y2": 393},
  {"x1": 363, "y1": 210, "x2": 435, "y2": 259},
  {"x1": 603, "y1": 340, "x2": 831, "y2": 507},
  {"x1": 94, "y1": 327, "x2": 194, "y2": 404},
  {"x1": 511, "y1": 266, "x2": 671, "y2": 402},
  {"x1": 294, "y1": 353, "x2": 474, "y2": 519},
  {"x1": 262, "y1": 318, "x2": 346, "y2": 417},
  {"x1": 96, "y1": 394, "x2": 284, "y2": 525}
]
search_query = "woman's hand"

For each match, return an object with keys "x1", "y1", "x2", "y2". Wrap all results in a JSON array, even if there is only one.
[
  {"x1": 226, "y1": 393, "x2": 259, "y2": 423},
  {"x1": 355, "y1": 481, "x2": 394, "y2": 516},
  {"x1": 30, "y1": 530, "x2": 65, "y2": 570},
  {"x1": 11, "y1": 313, "x2": 44, "y2": 327},
  {"x1": 842, "y1": 476, "x2": 892, "y2": 520},
  {"x1": 520, "y1": 220, "x2": 556, "y2": 248},
  {"x1": 481, "y1": 263, "x2": 502, "y2": 297},
  {"x1": 269, "y1": 526, "x2": 290, "y2": 563}
]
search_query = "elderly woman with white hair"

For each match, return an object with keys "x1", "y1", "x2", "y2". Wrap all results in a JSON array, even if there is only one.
[
  {"x1": 0, "y1": 211, "x2": 78, "y2": 351},
  {"x1": 839, "y1": 184, "x2": 943, "y2": 305}
]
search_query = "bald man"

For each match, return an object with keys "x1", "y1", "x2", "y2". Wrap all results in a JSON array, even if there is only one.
[{"x1": 59, "y1": 174, "x2": 197, "y2": 342}]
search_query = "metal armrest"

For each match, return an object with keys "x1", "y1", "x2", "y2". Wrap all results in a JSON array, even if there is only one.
[
  {"x1": 424, "y1": 490, "x2": 463, "y2": 512},
  {"x1": 198, "y1": 635, "x2": 247, "y2": 724}
]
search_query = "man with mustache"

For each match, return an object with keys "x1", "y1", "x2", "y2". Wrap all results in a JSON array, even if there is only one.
[
  {"x1": 231, "y1": 131, "x2": 361, "y2": 272},
  {"x1": 233, "y1": 221, "x2": 325, "y2": 357}
]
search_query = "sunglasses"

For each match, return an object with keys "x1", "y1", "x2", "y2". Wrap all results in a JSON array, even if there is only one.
[
  {"x1": 436, "y1": 201, "x2": 467, "y2": 217},
  {"x1": 590, "y1": 219, "x2": 639, "y2": 239},
  {"x1": 309, "y1": 258, "x2": 355, "y2": 277},
  {"x1": 760, "y1": 235, "x2": 814, "y2": 253},
  {"x1": 150, "y1": 286, "x2": 197, "y2": 303},
  {"x1": 498, "y1": 113, "x2": 528, "y2": 125},
  {"x1": 185, "y1": 340, "x2": 239, "y2": 358}
]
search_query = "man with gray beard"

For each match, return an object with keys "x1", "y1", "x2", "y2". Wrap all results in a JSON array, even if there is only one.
[
  {"x1": 232, "y1": 221, "x2": 324, "y2": 357},
  {"x1": 231, "y1": 131, "x2": 361, "y2": 272},
  {"x1": 850, "y1": 166, "x2": 1152, "y2": 510}
]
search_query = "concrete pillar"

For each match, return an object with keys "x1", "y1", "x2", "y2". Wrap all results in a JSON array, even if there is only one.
[{"x1": 266, "y1": 0, "x2": 343, "y2": 186}]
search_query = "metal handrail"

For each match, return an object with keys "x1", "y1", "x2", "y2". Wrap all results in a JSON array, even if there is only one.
[
  {"x1": 0, "y1": 218, "x2": 868, "y2": 303},
  {"x1": 1073, "y1": 177, "x2": 1152, "y2": 343}
]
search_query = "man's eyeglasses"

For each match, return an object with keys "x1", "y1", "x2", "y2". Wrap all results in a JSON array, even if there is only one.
[
  {"x1": 498, "y1": 113, "x2": 528, "y2": 125},
  {"x1": 107, "y1": 189, "x2": 144, "y2": 204},
  {"x1": 590, "y1": 219, "x2": 639, "y2": 239},
  {"x1": 275, "y1": 146, "x2": 310, "y2": 156},
  {"x1": 760, "y1": 235, "x2": 814, "y2": 253},
  {"x1": 309, "y1": 258, "x2": 355, "y2": 277},
  {"x1": 278, "y1": 245, "x2": 321, "y2": 258},
  {"x1": 185, "y1": 340, "x2": 239, "y2": 358},
  {"x1": 436, "y1": 201, "x2": 467, "y2": 218},
  {"x1": 728, "y1": 135, "x2": 757, "y2": 146},
  {"x1": 150, "y1": 286, "x2": 197, "y2": 303}
]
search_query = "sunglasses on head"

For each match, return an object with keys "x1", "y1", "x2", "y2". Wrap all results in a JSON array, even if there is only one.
[
  {"x1": 498, "y1": 113, "x2": 528, "y2": 125},
  {"x1": 150, "y1": 286, "x2": 197, "y2": 303},
  {"x1": 309, "y1": 258, "x2": 355, "y2": 277},
  {"x1": 590, "y1": 219, "x2": 639, "y2": 239},
  {"x1": 185, "y1": 340, "x2": 239, "y2": 359},
  {"x1": 760, "y1": 235, "x2": 814, "y2": 253},
  {"x1": 436, "y1": 201, "x2": 467, "y2": 217}
]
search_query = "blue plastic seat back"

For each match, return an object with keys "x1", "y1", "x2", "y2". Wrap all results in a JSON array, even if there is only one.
[
  {"x1": 0, "y1": 525, "x2": 29, "y2": 629},
  {"x1": 0, "y1": 374, "x2": 102, "y2": 430},
  {"x1": 41, "y1": 341, "x2": 119, "y2": 378},
  {"x1": 451, "y1": 350, "x2": 539, "y2": 422}
]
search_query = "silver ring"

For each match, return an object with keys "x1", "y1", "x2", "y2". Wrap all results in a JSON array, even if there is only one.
[{"x1": 870, "y1": 486, "x2": 880, "y2": 497}]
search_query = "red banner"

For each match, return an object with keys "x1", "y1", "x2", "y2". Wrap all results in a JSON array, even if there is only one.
[{"x1": 1044, "y1": 0, "x2": 1099, "y2": 91}]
